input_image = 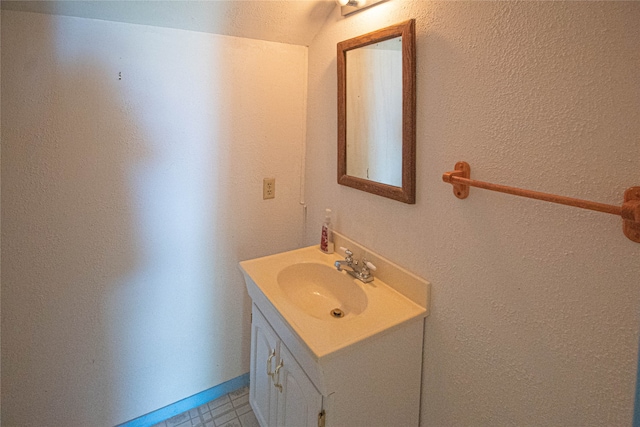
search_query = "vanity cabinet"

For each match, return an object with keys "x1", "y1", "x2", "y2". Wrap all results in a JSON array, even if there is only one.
[
  {"x1": 249, "y1": 301, "x2": 424, "y2": 427},
  {"x1": 251, "y1": 305, "x2": 323, "y2": 427},
  {"x1": 241, "y1": 238, "x2": 429, "y2": 427}
]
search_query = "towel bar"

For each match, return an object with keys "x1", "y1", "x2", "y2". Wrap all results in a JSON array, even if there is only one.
[{"x1": 442, "y1": 161, "x2": 640, "y2": 243}]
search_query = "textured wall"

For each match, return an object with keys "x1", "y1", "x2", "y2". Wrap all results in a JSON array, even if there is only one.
[
  {"x1": 1, "y1": 11, "x2": 307, "y2": 426},
  {"x1": 305, "y1": 2, "x2": 640, "y2": 425},
  {"x1": 0, "y1": 0, "x2": 335, "y2": 46},
  {"x1": 0, "y1": 6, "x2": 3, "y2": 419}
]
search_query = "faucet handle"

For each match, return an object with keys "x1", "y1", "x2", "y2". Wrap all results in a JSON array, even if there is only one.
[
  {"x1": 339, "y1": 247, "x2": 353, "y2": 258},
  {"x1": 359, "y1": 258, "x2": 377, "y2": 281}
]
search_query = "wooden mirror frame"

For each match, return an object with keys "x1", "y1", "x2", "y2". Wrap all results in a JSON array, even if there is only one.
[{"x1": 337, "y1": 19, "x2": 416, "y2": 204}]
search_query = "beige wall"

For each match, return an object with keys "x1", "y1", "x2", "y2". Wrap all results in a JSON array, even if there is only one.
[
  {"x1": 305, "y1": 1, "x2": 640, "y2": 425},
  {"x1": 3, "y1": 2, "x2": 640, "y2": 426},
  {"x1": 0, "y1": 6, "x2": 3, "y2": 420},
  {"x1": 1, "y1": 10, "x2": 307, "y2": 426}
]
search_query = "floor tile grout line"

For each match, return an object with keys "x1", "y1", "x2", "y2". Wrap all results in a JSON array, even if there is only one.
[{"x1": 156, "y1": 385, "x2": 256, "y2": 427}]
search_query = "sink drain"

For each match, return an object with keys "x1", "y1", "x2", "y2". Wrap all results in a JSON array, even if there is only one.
[{"x1": 330, "y1": 308, "x2": 345, "y2": 318}]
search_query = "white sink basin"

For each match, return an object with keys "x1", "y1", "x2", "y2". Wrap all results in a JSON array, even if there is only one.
[
  {"x1": 240, "y1": 234, "x2": 429, "y2": 359},
  {"x1": 277, "y1": 263, "x2": 368, "y2": 320}
]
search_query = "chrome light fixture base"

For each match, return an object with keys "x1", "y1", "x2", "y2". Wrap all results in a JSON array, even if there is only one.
[{"x1": 338, "y1": 0, "x2": 389, "y2": 16}]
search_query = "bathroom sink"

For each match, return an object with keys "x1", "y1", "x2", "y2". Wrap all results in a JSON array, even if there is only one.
[
  {"x1": 239, "y1": 232, "x2": 429, "y2": 359},
  {"x1": 277, "y1": 263, "x2": 368, "y2": 320}
]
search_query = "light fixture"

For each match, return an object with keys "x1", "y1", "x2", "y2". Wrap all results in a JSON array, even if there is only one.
[
  {"x1": 336, "y1": 0, "x2": 365, "y2": 6},
  {"x1": 336, "y1": 0, "x2": 388, "y2": 17}
]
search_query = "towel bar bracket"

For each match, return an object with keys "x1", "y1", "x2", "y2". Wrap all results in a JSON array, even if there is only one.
[
  {"x1": 446, "y1": 161, "x2": 470, "y2": 199},
  {"x1": 623, "y1": 187, "x2": 640, "y2": 243},
  {"x1": 442, "y1": 161, "x2": 640, "y2": 243}
]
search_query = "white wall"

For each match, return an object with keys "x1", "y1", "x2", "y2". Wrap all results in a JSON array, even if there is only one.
[
  {"x1": 3, "y1": 2, "x2": 640, "y2": 426},
  {"x1": 305, "y1": 1, "x2": 640, "y2": 425},
  {"x1": 1, "y1": 10, "x2": 307, "y2": 426},
  {"x1": 0, "y1": 6, "x2": 3, "y2": 420}
]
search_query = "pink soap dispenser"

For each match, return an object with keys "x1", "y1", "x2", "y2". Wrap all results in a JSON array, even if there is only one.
[{"x1": 320, "y1": 209, "x2": 334, "y2": 254}]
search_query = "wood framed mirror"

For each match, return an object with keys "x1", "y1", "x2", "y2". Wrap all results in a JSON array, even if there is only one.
[{"x1": 337, "y1": 20, "x2": 416, "y2": 204}]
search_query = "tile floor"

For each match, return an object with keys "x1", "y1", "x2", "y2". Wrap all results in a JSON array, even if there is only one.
[{"x1": 152, "y1": 385, "x2": 259, "y2": 427}]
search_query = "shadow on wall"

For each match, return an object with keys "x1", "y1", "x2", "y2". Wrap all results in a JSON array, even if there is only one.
[
  {"x1": 1, "y1": 13, "x2": 239, "y2": 425},
  {"x1": 3, "y1": 10, "x2": 308, "y2": 425},
  {"x1": 100, "y1": 24, "x2": 241, "y2": 423},
  {"x1": 1, "y1": 29, "x2": 143, "y2": 424}
]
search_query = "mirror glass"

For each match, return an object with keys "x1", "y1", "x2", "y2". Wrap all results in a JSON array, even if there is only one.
[
  {"x1": 346, "y1": 37, "x2": 403, "y2": 187},
  {"x1": 337, "y1": 20, "x2": 416, "y2": 204}
]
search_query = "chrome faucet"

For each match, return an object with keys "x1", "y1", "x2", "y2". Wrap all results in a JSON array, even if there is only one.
[{"x1": 334, "y1": 248, "x2": 376, "y2": 283}]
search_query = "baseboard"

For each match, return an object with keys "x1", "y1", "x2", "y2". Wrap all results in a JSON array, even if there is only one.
[{"x1": 116, "y1": 372, "x2": 250, "y2": 427}]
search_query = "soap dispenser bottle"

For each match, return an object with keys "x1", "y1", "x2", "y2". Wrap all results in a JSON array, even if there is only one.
[{"x1": 320, "y1": 209, "x2": 334, "y2": 254}]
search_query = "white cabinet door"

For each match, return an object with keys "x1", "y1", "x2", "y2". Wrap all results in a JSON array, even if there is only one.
[
  {"x1": 276, "y1": 344, "x2": 323, "y2": 427},
  {"x1": 250, "y1": 305, "x2": 324, "y2": 427},
  {"x1": 250, "y1": 307, "x2": 280, "y2": 427}
]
